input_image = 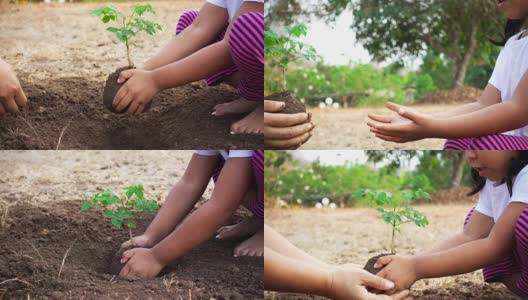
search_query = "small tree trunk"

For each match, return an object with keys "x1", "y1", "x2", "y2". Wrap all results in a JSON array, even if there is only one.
[
  {"x1": 128, "y1": 227, "x2": 135, "y2": 247},
  {"x1": 281, "y1": 66, "x2": 287, "y2": 91},
  {"x1": 453, "y1": 21, "x2": 478, "y2": 87},
  {"x1": 391, "y1": 223, "x2": 396, "y2": 254},
  {"x1": 126, "y1": 39, "x2": 134, "y2": 68}
]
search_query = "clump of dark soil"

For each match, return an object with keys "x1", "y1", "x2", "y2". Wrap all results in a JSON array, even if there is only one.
[
  {"x1": 108, "y1": 246, "x2": 129, "y2": 276},
  {"x1": 0, "y1": 77, "x2": 262, "y2": 149},
  {"x1": 102, "y1": 66, "x2": 135, "y2": 113},
  {"x1": 363, "y1": 253, "x2": 392, "y2": 294},
  {"x1": 0, "y1": 201, "x2": 263, "y2": 299},
  {"x1": 266, "y1": 92, "x2": 306, "y2": 114}
]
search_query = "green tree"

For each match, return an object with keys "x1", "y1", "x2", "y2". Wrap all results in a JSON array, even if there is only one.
[{"x1": 324, "y1": 0, "x2": 504, "y2": 87}]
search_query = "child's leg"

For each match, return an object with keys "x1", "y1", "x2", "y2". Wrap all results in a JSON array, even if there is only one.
[
  {"x1": 214, "y1": 12, "x2": 264, "y2": 134},
  {"x1": 175, "y1": 10, "x2": 239, "y2": 86},
  {"x1": 217, "y1": 151, "x2": 264, "y2": 256},
  {"x1": 445, "y1": 135, "x2": 528, "y2": 150}
]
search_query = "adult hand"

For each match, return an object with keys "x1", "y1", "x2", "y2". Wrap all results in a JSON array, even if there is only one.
[
  {"x1": 367, "y1": 102, "x2": 437, "y2": 143},
  {"x1": 328, "y1": 264, "x2": 410, "y2": 300},
  {"x1": 264, "y1": 100, "x2": 314, "y2": 149},
  {"x1": 0, "y1": 59, "x2": 27, "y2": 117}
]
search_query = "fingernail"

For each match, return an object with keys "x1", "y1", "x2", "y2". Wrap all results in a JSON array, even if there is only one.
[
  {"x1": 385, "y1": 281, "x2": 395, "y2": 289},
  {"x1": 233, "y1": 254, "x2": 238, "y2": 257},
  {"x1": 280, "y1": 102, "x2": 286, "y2": 108},
  {"x1": 374, "y1": 263, "x2": 380, "y2": 268},
  {"x1": 230, "y1": 131, "x2": 235, "y2": 135},
  {"x1": 212, "y1": 111, "x2": 216, "y2": 116},
  {"x1": 215, "y1": 234, "x2": 220, "y2": 239},
  {"x1": 117, "y1": 78, "x2": 123, "y2": 84},
  {"x1": 399, "y1": 108, "x2": 405, "y2": 114}
]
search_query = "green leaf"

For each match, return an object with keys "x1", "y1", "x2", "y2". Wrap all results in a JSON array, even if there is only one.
[
  {"x1": 111, "y1": 218, "x2": 122, "y2": 228},
  {"x1": 80, "y1": 201, "x2": 92, "y2": 211},
  {"x1": 103, "y1": 210, "x2": 116, "y2": 219},
  {"x1": 353, "y1": 189, "x2": 366, "y2": 199},
  {"x1": 106, "y1": 27, "x2": 119, "y2": 33}
]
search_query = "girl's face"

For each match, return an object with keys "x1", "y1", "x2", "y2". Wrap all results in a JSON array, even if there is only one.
[
  {"x1": 497, "y1": 0, "x2": 528, "y2": 19},
  {"x1": 465, "y1": 151, "x2": 518, "y2": 181}
]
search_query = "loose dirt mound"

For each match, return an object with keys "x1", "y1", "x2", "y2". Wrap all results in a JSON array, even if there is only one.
[
  {"x1": 420, "y1": 86, "x2": 483, "y2": 104},
  {"x1": 0, "y1": 77, "x2": 262, "y2": 150},
  {"x1": 428, "y1": 187, "x2": 478, "y2": 205},
  {"x1": 0, "y1": 201, "x2": 263, "y2": 299}
]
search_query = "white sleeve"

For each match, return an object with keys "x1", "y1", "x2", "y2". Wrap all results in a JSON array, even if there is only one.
[
  {"x1": 511, "y1": 166, "x2": 528, "y2": 205},
  {"x1": 195, "y1": 150, "x2": 220, "y2": 156},
  {"x1": 475, "y1": 181, "x2": 494, "y2": 218},
  {"x1": 227, "y1": 150, "x2": 253, "y2": 158},
  {"x1": 207, "y1": 0, "x2": 227, "y2": 8},
  {"x1": 488, "y1": 49, "x2": 506, "y2": 92}
]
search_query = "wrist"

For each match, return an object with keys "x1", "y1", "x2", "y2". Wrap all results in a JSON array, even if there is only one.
[
  {"x1": 320, "y1": 265, "x2": 335, "y2": 298},
  {"x1": 150, "y1": 244, "x2": 169, "y2": 266},
  {"x1": 410, "y1": 256, "x2": 424, "y2": 280},
  {"x1": 150, "y1": 69, "x2": 165, "y2": 91},
  {"x1": 428, "y1": 117, "x2": 447, "y2": 138}
]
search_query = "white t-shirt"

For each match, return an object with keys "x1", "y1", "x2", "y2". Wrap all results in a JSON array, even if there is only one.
[
  {"x1": 207, "y1": 0, "x2": 263, "y2": 21},
  {"x1": 489, "y1": 31, "x2": 528, "y2": 137},
  {"x1": 476, "y1": 165, "x2": 528, "y2": 222},
  {"x1": 195, "y1": 150, "x2": 253, "y2": 160}
]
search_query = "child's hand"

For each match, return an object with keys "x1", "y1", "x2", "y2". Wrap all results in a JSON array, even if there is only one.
[
  {"x1": 367, "y1": 102, "x2": 436, "y2": 143},
  {"x1": 328, "y1": 264, "x2": 410, "y2": 300},
  {"x1": 113, "y1": 69, "x2": 161, "y2": 115},
  {"x1": 121, "y1": 234, "x2": 154, "y2": 249},
  {"x1": 374, "y1": 255, "x2": 420, "y2": 293},
  {"x1": 119, "y1": 248, "x2": 164, "y2": 279},
  {"x1": 0, "y1": 59, "x2": 27, "y2": 116}
]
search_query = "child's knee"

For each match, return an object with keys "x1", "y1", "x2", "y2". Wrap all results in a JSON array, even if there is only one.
[
  {"x1": 175, "y1": 10, "x2": 199, "y2": 35},
  {"x1": 228, "y1": 12, "x2": 264, "y2": 57}
]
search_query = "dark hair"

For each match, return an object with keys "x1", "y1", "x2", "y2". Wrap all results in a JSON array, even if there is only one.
[
  {"x1": 491, "y1": 18, "x2": 526, "y2": 46},
  {"x1": 468, "y1": 151, "x2": 528, "y2": 196}
]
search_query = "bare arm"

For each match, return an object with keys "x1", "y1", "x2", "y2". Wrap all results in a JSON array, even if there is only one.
[
  {"x1": 151, "y1": 157, "x2": 253, "y2": 263},
  {"x1": 434, "y1": 72, "x2": 528, "y2": 139},
  {"x1": 414, "y1": 203, "x2": 527, "y2": 279},
  {"x1": 142, "y1": 3, "x2": 228, "y2": 71},
  {"x1": 422, "y1": 210, "x2": 494, "y2": 255},
  {"x1": 433, "y1": 83, "x2": 501, "y2": 119},
  {"x1": 151, "y1": 1, "x2": 263, "y2": 90},
  {"x1": 142, "y1": 154, "x2": 219, "y2": 245}
]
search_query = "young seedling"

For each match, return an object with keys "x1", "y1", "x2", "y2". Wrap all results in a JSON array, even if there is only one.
[
  {"x1": 91, "y1": 4, "x2": 162, "y2": 67},
  {"x1": 81, "y1": 185, "x2": 159, "y2": 246},
  {"x1": 265, "y1": 24, "x2": 319, "y2": 91},
  {"x1": 353, "y1": 188, "x2": 430, "y2": 254}
]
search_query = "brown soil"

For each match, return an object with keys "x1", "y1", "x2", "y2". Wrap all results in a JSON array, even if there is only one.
[
  {"x1": 108, "y1": 247, "x2": 130, "y2": 276},
  {"x1": 420, "y1": 86, "x2": 483, "y2": 105},
  {"x1": 363, "y1": 253, "x2": 391, "y2": 294},
  {"x1": 0, "y1": 77, "x2": 262, "y2": 149},
  {"x1": 363, "y1": 253, "x2": 390, "y2": 275},
  {"x1": 0, "y1": 201, "x2": 263, "y2": 299},
  {"x1": 103, "y1": 66, "x2": 135, "y2": 113},
  {"x1": 265, "y1": 206, "x2": 519, "y2": 300},
  {"x1": 267, "y1": 92, "x2": 306, "y2": 114}
]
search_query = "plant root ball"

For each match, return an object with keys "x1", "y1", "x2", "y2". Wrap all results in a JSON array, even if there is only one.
[
  {"x1": 364, "y1": 253, "x2": 393, "y2": 294},
  {"x1": 266, "y1": 91, "x2": 306, "y2": 114},
  {"x1": 102, "y1": 66, "x2": 151, "y2": 114}
]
